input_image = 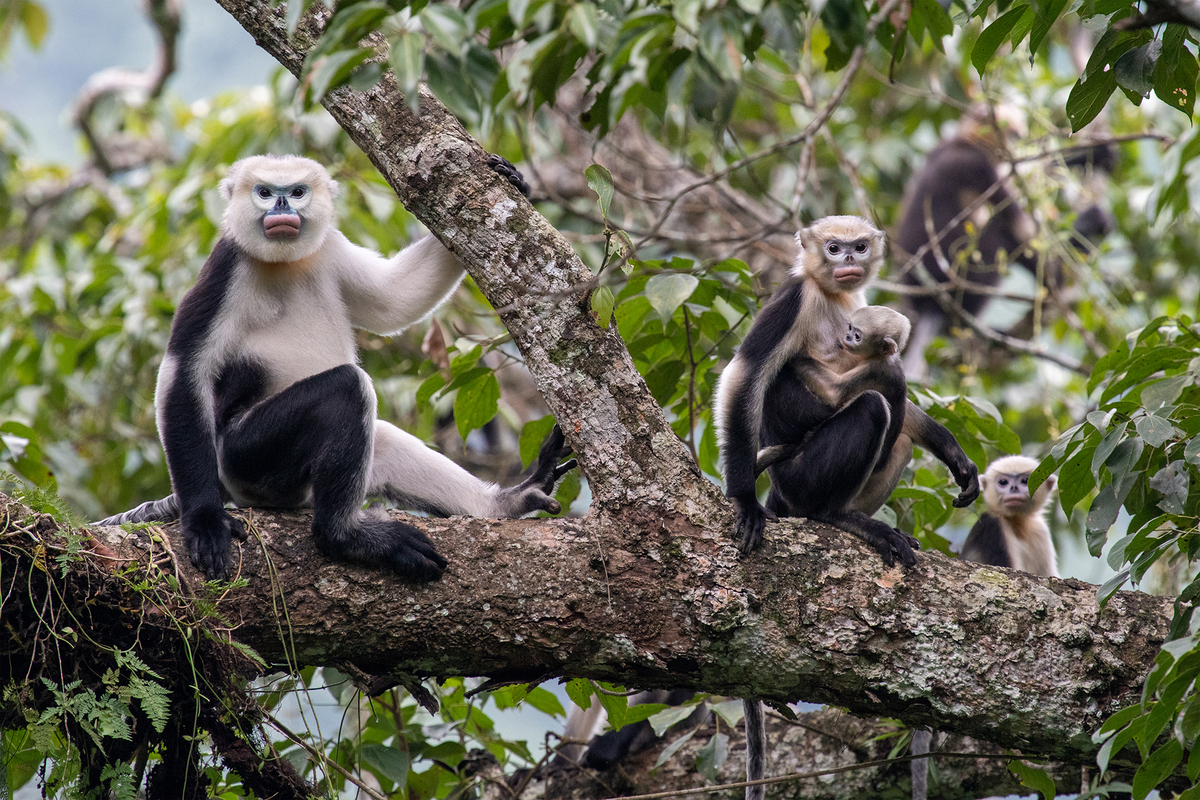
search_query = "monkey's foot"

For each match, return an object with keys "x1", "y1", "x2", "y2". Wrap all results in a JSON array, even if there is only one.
[
  {"x1": 487, "y1": 154, "x2": 531, "y2": 197},
  {"x1": 734, "y1": 496, "x2": 776, "y2": 555},
  {"x1": 182, "y1": 507, "x2": 246, "y2": 582},
  {"x1": 497, "y1": 424, "x2": 577, "y2": 516},
  {"x1": 322, "y1": 518, "x2": 448, "y2": 582},
  {"x1": 823, "y1": 511, "x2": 918, "y2": 568}
]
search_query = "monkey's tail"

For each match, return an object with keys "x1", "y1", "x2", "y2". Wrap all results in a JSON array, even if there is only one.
[
  {"x1": 94, "y1": 494, "x2": 181, "y2": 526},
  {"x1": 744, "y1": 699, "x2": 765, "y2": 800},
  {"x1": 911, "y1": 729, "x2": 932, "y2": 800}
]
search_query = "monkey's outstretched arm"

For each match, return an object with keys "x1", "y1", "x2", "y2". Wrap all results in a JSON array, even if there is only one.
[
  {"x1": 715, "y1": 280, "x2": 806, "y2": 553},
  {"x1": 903, "y1": 402, "x2": 980, "y2": 507},
  {"x1": 338, "y1": 234, "x2": 467, "y2": 336}
]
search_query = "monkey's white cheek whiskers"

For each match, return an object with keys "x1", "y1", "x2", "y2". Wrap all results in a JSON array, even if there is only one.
[{"x1": 264, "y1": 214, "x2": 302, "y2": 239}]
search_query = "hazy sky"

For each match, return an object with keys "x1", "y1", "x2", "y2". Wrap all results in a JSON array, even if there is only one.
[{"x1": 0, "y1": 0, "x2": 278, "y2": 162}]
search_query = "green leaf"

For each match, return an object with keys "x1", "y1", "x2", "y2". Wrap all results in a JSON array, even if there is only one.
[
  {"x1": 644, "y1": 273, "x2": 699, "y2": 323},
  {"x1": 1028, "y1": 0, "x2": 1069, "y2": 57},
  {"x1": 1099, "y1": 567, "x2": 1131, "y2": 604},
  {"x1": 565, "y1": 678, "x2": 593, "y2": 711},
  {"x1": 1132, "y1": 738, "x2": 1183, "y2": 800},
  {"x1": 568, "y1": 3, "x2": 601, "y2": 48},
  {"x1": 1135, "y1": 414, "x2": 1178, "y2": 447},
  {"x1": 518, "y1": 416, "x2": 558, "y2": 469},
  {"x1": 18, "y1": 0, "x2": 49, "y2": 48},
  {"x1": 1098, "y1": 712, "x2": 1144, "y2": 772},
  {"x1": 454, "y1": 370, "x2": 500, "y2": 439},
  {"x1": 1189, "y1": 729, "x2": 1200, "y2": 780},
  {"x1": 390, "y1": 30, "x2": 428, "y2": 114},
  {"x1": 1186, "y1": 436, "x2": 1200, "y2": 467},
  {"x1": 695, "y1": 731, "x2": 729, "y2": 781},
  {"x1": 654, "y1": 728, "x2": 697, "y2": 767},
  {"x1": 597, "y1": 687, "x2": 629, "y2": 731},
  {"x1": 1149, "y1": 461, "x2": 1189, "y2": 515},
  {"x1": 1095, "y1": 704, "x2": 1143, "y2": 742},
  {"x1": 591, "y1": 285, "x2": 616, "y2": 328},
  {"x1": 1066, "y1": 68, "x2": 1117, "y2": 132},
  {"x1": 525, "y1": 687, "x2": 567, "y2": 718},
  {"x1": 420, "y1": 5, "x2": 470, "y2": 53},
  {"x1": 1059, "y1": 444, "x2": 1098, "y2": 516},
  {"x1": 1088, "y1": 484, "x2": 1124, "y2": 538},
  {"x1": 307, "y1": 48, "x2": 373, "y2": 107},
  {"x1": 1154, "y1": 25, "x2": 1198, "y2": 117},
  {"x1": 1142, "y1": 374, "x2": 1191, "y2": 410},
  {"x1": 709, "y1": 699, "x2": 745, "y2": 727},
  {"x1": 649, "y1": 703, "x2": 701, "y2": 736},
  {"x1": 971, "y1": 7, "x2": 1025, "y2": 76},
  {"x1": 362, "y1": 743, "x2": 411, "y2": 786},
  {"x1": 585, "y1": 164, "x2": 614, "y2": 219},
  {"x1": 417, "y1": 372, "x2": 446, "y2": 406},
  {"x1": 287, "y1": 0, "x2": 310, "y2": 36},
  {"x1": 612, "y1": 702, "x2": 664, "y2": 728},
  {"x1": 1007, "y1": 760, "x2": 1056, "y2": 800},
  {"x1": 1115, "y1": 39, "x2": 1162, "y2": 97},
  {"x1": 1092, "y1": 422, "x2": 1129, "y2": 474}
]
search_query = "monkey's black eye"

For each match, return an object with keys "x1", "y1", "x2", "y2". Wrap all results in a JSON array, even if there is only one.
[
  {"x1": 997, "y1": 478, "x2": 1008, "y2": 487},
  {"x1": 827, "y1": 243, "x2": 841, "y2": 255},
  {"x1": 257, "y1": 187, "x2": 273, "y2": 200},
  {"x1": 290, "y1": 186, "x2": 307, "y2": 199},
  {"x1": 855, "y1": 242, "x2": 868, "y2": 253}
]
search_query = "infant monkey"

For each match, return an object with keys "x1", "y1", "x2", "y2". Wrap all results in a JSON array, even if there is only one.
[
  {"x1": 756, "y1": 306, "x2": 911, "y2": 474},
  {"x1": 805, "y1": 305, "x2": 911, "y2": 408}
]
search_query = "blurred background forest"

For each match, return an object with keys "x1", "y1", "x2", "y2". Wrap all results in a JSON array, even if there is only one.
[{"x1": 3, "y1": 0, "x2": 1200, "y2": 795}]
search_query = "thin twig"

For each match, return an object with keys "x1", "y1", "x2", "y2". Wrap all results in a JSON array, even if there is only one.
[{"x1": 266, "y1": 712, "x2": 390, "y2": 800}]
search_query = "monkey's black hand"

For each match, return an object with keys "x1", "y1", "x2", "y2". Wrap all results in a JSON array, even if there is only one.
[
  {"x1": 181, "y1": 505, "x2": 245, "y2": 581},
  {"x1": 734, "y1": 495, "x2": 776, "y2": 555},
  {"x1": 497, "y1": 424, "x2": 577, "y2": 516},
  {"x1": 487, "y1": 154, "x2": 531, "y2": 198},
  {"x1": 952, "y1": 467, "x2": 981, "y2": 508}
]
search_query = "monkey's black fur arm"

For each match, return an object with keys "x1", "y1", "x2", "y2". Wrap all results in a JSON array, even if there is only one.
[
  {"x1": 159, "y1": 238, "x2": 247, "y2": 579},
  {"x1": 904, "y1": 402, "x2": 980, "y2": 507},
  {"x1": 719, "y1": 280, "x2": 807, "y2": 550},
  {"x1": 960, "y1": 513, "x2": 1011, "y2": 567}
]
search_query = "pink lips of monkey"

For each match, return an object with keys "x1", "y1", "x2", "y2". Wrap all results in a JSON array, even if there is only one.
[
  {"x1": 264, "y1": 213, "x2": 302, "y2": 239},
  {"x1": 834, "y1": 264, "x2": 864, "y2": 283}
]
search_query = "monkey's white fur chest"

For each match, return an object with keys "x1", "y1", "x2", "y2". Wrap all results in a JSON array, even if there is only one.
[
  {"x1": 213, "y1": 260, "x2": 357, "y2": 396},
  {"x1": 1003, "y1": 512, "x2": 1058, "y2": 578}
]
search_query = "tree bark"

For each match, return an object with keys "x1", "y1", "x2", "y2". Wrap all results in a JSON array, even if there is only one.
[{"x1": 117, "y1": 0, "x2": 1170, "y2": 779}]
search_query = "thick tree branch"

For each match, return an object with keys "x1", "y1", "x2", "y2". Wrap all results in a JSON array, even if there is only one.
[{"x1": 65, "y1": 500, "x2": 1168, "y2": 770}]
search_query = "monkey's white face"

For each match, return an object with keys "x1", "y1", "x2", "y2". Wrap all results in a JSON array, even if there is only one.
[
  {"x1": 982, "y1": 455, "x2": 1056, "y2": 518},
  {"x1": 824, "y1": 237, "x2": 875, "y2": 287},
  {"x1": 251, "y1": 183, "x2": 312, "y2": 240},
  {"x1": 795, "y1": 215, "x2": 885, "y2": 293},
  {"x1": 219, "y1": 155, "x2": 339, "y2": 263},
  {"x1": 992, "y1": 471, "x2": 1033, "y2": 511}
]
